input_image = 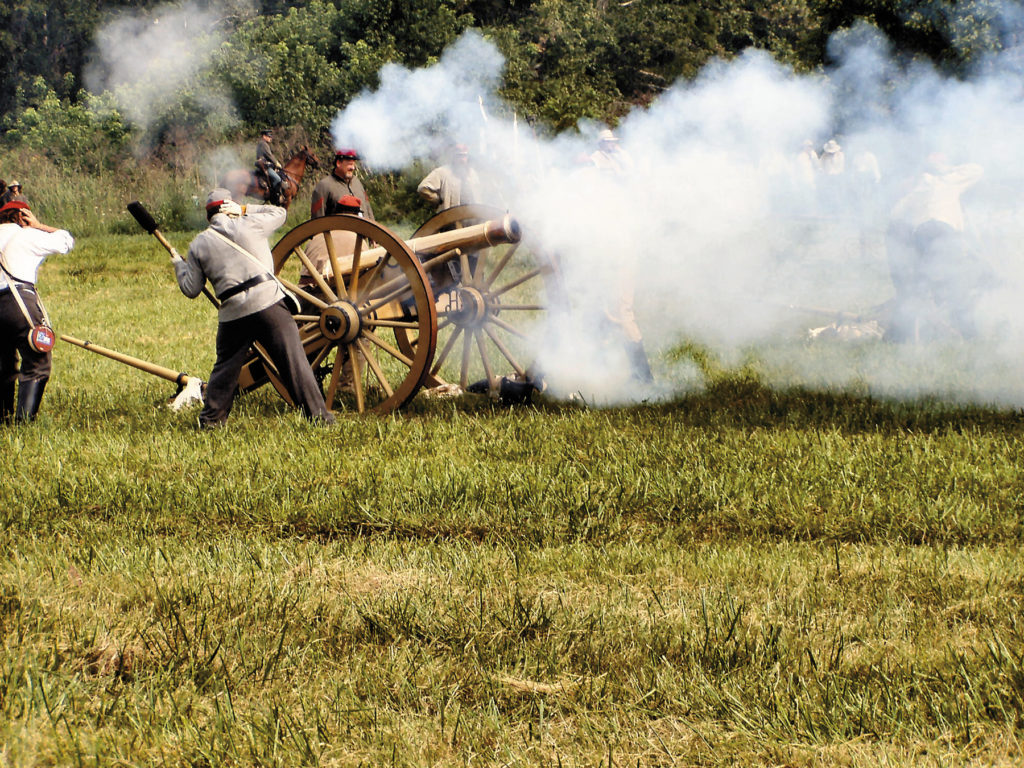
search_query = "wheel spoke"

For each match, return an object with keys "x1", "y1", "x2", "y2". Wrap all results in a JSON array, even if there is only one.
[
  {"x1": 483, "y1": 323, "x2": 527, "y2": 378},
  {"x1": 362, "y1": 285, "x2": 414, "y2": 317},
  {"x1": 475, "y1": 329, "x2": 495, "y2": 385},
  {"x1": 459, "y1": 249, "x2": 471, "y2": 285},
  {"x1": 292, "y1": 243, "x2": 338, "y2": 302},
  {"x1": 488, "y1": 304, "x2": 545, "y2": 312},
  {"x1": 251, "y1": 342, "x2": 294, "y2": 406},
  {"x1": 472, "y1": 247, "x2": 490, "y2": 289},
  {"x1": 490, "y1": 314, "x2": 529, "y2": 340},
  {"x1": 351, "y1": 346, "x2": 366, "y2": 413},
  {"x1": 363, "y1": 318, "x2": 422, "y2": 329},
  {"x1": 357, "y1": 338, "x2": 394, "y2": 398},
  {"x1": 460, "y1": 329, "x2": 473, "y2": 388},
  {"x1": 324, "y1": 348, "x2": 347, "y2": 411},
  {"x1": 363, "y1": 329, "x2": 416, "y2": 368},
  {"x1": 484, "y1": 242, "x2": 521, "y2": 289},
  {"x1": 356, "y1": 253, "x2": 392, "y2": 303},
  {"x1": 491, "y1": 267, "x2": 543, "y2": 299},
  {"x1": 321, "y1": 230, "x2": 345, "y2": 299},
  {"x1": 348, "y1": 234, "x2": 365, "y2": 300},
  {"x1": 431, "y1": 326, "x2": 463, "y2": 376},
  {"x1": 277, "y1": 276, "x2": 330, "y2": 310}
]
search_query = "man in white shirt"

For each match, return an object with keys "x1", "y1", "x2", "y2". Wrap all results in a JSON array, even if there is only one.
[
  {"x1": 0, "y1": 201, "x2": 74, "y2": 423},
  {"x1": 887, "y1": 155, "x2": 984, "y2": 340}
]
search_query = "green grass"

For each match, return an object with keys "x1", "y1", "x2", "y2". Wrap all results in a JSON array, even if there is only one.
[{"x1": 1, "y1": 233, "x2": 1022, "y2": 766}]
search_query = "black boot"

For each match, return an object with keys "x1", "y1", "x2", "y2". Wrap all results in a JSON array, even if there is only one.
[
  {"x1": 15, "y1": 378, "x2": 47, "y2": 423},
  {"x1": 0, "y1": 380, "x2": 14, "y2": 424}
]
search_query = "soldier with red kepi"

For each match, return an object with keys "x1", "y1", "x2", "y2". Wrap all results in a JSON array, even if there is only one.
[
  {"x1": 310, "y1": 149, "x2": 375, "y2": 220},
  {"x1": 0, "y1": 201, "x2": 75, "y2": 423},
  {"x1": 175, "y1": 189, "x2": 334, "y2": 428}
]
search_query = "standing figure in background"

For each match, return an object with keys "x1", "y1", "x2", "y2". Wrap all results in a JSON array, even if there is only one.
[
  {"x1": 0, "y1": 180, "x2": 27, "y2": 206},
  {"x1": 818, "y1": 139, "x2": 846, "y2": 213},
  {"x1": 417, "y1": 143, "x2": 481, "y2": 212},
  {"x1": 0, "y1": 201, "x2": 74, "y2": 423},
  {"x1": 886, "y1": 154, "x2": 984, "y2": 341},
  {"x1": 586, "y1": 132, "x2": 651, "y2": 384},
  {"x1": 311, "y1": 149, "x2": 375, "y2": 221},
  {"x1": 795, "y1": 139, "x2": 820, "y2": 189},
  {"x1": 819, "y1": 139, "x2": 845, "y2": 176},
  {"x1": 255, "y1": 130, "x2": 284, "y2": 202},
  {"x1": 175, "y1": 189, "x2": 333, "y2": 428},
  {"x1": 590, "y1": 129, "x2": 634, "y2": 174}
]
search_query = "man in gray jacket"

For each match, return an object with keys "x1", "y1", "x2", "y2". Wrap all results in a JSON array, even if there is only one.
[{"x1": 175, "y1": 189, "x2": 333, "y2": 427}]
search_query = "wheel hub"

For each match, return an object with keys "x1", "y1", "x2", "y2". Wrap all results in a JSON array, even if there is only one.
[
  {"x1": 319, "y1": 301, "x2": 362, "y2": 343},
  {"x1": 451, "y1": 286, "x2": 488, "y2": 327}
]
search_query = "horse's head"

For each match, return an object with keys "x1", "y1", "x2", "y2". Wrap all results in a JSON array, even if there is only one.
[{"x1": 300, "y1": 146, "x2": 320, "y2": 170}]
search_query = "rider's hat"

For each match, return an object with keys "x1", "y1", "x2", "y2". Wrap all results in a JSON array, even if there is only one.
[
  {"x1": 335, "y1": 148, "x2": 360, "y2": 161},
  {"x1": 261, "y1": 129, "x2": 273, "y2": 138},
  {"x1": 8, "y1": 180, "x2": 20, "y2": 188}
]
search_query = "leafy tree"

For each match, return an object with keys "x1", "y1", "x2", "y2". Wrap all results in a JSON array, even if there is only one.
[
  {"x1": 2, "y1": 78, "x2": 130, "y2": 172},
  {"x1": 217, "y1": 0, "x2": 348, "y2": 134}
]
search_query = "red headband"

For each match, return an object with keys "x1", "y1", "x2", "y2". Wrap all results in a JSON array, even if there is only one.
[{"x1": 0, "y1": 201, "x2": 30, "y2": 213}]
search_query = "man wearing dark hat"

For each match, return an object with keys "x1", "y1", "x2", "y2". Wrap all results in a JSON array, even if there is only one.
[
  {"x1": 0, "y1": 201, "x2": 74, "y2": 423},
  {"x1": 311, "y1": 149, "x2": 375, "y2": 221},
  {"x1": 175, "y1": 190, "x2": 333, "y2": 427},
  {"x1": 255, "y1": 130, "x2": 284, "y2": 201},
  {"x1": 417, "y1": 143, "x2": 481, "y2": 212}
]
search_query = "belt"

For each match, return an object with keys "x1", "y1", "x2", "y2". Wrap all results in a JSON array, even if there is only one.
[{"x1": 217, "y1": 274, "x2": 274, "y2": 302}]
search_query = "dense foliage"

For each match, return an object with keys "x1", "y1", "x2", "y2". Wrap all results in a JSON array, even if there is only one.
[{"x1": 0, "y1": 0, "x2": 1018, "y2": 174}]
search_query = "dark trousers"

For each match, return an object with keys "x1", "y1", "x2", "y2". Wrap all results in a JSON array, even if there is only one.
[
  {"x1": 0, "y1": 285, "x2": 52, "y2": 383},
  {"x1": 200, "y1": 300, "x2": 331, "y2": 426},
  {"x1": 1, "y1": 285, "x2": 51, "y2": 423}
]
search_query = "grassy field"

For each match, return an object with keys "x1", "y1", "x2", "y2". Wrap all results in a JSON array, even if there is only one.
[{"x1": 1, "y1": 228, "x2": 1023, "y2": 767}]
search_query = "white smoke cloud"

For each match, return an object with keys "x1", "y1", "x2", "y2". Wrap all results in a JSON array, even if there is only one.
[
  {"x1": 332, "y1": 33, "x2": 505, "y2": 166},
  {"x1": 327, "y1": 17, "x2": 1024, "y2": 405},
  {"x1": 84, "y1": 2, "x2": 240, "y2": 135}
]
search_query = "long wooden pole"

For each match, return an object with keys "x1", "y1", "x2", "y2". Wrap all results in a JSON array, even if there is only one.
[{"x1": 59, "y1": 334, "x2": 197, "y2": 386}]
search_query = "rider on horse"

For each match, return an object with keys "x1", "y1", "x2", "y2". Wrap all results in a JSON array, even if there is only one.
[{"x1": 255, "y1": 129, "x2": 286, "y2": 204}]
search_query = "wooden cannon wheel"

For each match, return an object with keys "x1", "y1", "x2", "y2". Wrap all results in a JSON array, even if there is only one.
[
  {"x1": 395, "y1": 204, "x2": 563, "y2": 391},
  {"x1": 237, "y1": 215, "x2": 438, "y2": 414}
]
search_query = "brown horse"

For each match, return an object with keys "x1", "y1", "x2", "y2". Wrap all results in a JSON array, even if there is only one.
[{"x1": 220, "y1": 145, "x2": 320, "y2": 209}]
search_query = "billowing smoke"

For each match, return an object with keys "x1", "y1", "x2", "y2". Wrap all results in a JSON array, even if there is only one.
[
  {"x1": 332, "y1": 16, "x2": 1024, "y2": 406},
  {"x1": 84, "y1": 2, "x2": 240, "y2": 138}
]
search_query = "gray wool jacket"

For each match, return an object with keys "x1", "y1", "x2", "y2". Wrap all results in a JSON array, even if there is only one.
[{"x1": 176, "y1": 205, "x2": 288, "y2": 322}]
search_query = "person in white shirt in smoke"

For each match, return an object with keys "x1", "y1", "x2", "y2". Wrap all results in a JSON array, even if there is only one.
[
  {"x1": 417, "y1": 143, "x2": 482, "y2": 212},
  {"x1": 590, "y1": 128, "x2": 634, "y2": 174},
  {"x1": 886, "y1": 153, "x2": 984, "y2": 341}
]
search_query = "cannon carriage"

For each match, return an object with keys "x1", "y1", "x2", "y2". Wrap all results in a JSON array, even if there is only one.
[{"x1": 221, "y1": 205, "x2": 560, "y2": 414}]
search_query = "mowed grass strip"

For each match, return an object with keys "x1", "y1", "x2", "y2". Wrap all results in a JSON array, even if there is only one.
[{"x1": 0, "y1": 234, "x2": 1022, "y2": 765}]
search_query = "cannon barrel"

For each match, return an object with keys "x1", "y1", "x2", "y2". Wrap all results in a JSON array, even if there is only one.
[
  {"x1": 341, "y1": 214, "x2": 521, "y2": 269},
  {"x1": 405, "y1": 214, "x2": 521, "y2": 258}
]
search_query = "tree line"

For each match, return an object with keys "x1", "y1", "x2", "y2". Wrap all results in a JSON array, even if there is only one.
[{"x1": 0, "y1": 0, "x2": 1014, "y2": 173}]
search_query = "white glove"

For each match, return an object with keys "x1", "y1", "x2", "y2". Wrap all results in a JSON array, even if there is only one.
[{"x1": 219, "y1": 200, "x2": 244, "y2": 217}]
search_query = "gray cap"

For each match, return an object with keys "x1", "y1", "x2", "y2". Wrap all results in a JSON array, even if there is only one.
[{"x1": 205, "y1": 187, "x2": 233, "y2": 218}]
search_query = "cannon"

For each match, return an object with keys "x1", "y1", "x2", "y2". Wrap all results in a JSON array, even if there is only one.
[
  {"x1": 74, "y1": 203, "x2": 561, "y2": 416},
  {"x1": 254, "y1": 204, "x2": 560, "y2": 413}
]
